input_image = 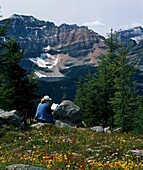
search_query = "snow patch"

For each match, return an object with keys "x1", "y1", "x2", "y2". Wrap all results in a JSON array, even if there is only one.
[
  {"x1": 43, "y1": 45, "x2": 51, "y2": 51},
  {"x1": 27, "y1": 37, "x2": 32, "y2": 41},
  {"x1": 54, "y1": 57, "x2": 59, "y2": 65},
  {"x1": 29, "y1": 57, "x2": 50, "y2": 68},
  {"x1": 29, "y1": 52, "x2": 59, "y2": 69},
  {"x1": 11, "y1": 14, "x2": 24, "y2": 20},
  {"x1": 133, "y1": 27, "x2": 142, "y2": 34},
  {"x1": 35, "y1": 71, "x2": 47, "y2": 78},
  {"x1": 131, "y1": 35, "x2": 143, "y2": 44},
  {"x1": 41, "y1": 53, "x2": 55, "y2": 59}
]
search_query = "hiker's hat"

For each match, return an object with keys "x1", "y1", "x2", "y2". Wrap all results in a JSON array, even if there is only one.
[{"x1": 44, "y1": 95, "x2": 52, "y2": 101}]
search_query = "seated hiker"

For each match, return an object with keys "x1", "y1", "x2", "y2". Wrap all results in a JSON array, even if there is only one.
[{"x1": 35, "y1": 95, "x2": 55, "y2": 124}]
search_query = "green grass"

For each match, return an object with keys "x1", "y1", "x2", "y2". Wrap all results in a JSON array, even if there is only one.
[{"x1": 0, "y1": 124, "x2": 143, "y2": 170}]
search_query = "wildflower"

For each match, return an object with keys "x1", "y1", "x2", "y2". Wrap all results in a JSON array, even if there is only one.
[{"x1": 66, "y1": 164, "x2": 70, "y2": 168}]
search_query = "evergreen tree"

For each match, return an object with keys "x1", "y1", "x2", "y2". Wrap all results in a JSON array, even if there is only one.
[
  {"x1": 134, "y1": 95, "x2": 143, "y2": 134},
  {"x1": 0, "y1": 21, "x2": 13, "y2": 109},
  {"x1": 95, "y1": 30, "x2": 119, "y2": 127},
  {"x1": 110, "y1": 45, "x2": 138, "y2": 132},
  {"x1": 74, "y1": 72, "x2": 101, "y2": 126},
  {"x1": 0, "y1": 23, "x2": 39, "y2": 111}
]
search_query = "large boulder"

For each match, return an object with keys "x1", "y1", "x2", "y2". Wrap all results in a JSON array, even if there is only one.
[
  {"x1": 54, "y1": 100, "x2": 82, "y2": 127},
  {"x1": 0, "y1": 109, "x2": 22, "y2": 128}
]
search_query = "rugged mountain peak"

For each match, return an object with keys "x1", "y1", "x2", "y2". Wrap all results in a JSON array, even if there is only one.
[
  {"x1": 118, "y1": 26, "x2": 143, "y2": 45},
  {"x1": 117, "y1": 26, "x2": 143, "y2": 75},
  {"x1": 59, "y1": 23, "x2": 78, "y2": 31},
  {"x1": 128, "y1": 26, "x2": 143, "y2": 34},
  {"x1": 58, "y1": 23, "x2": 88, "y2": 32},
  {"x1": 10, "y1": 14, "x2": 56, "y2": 28},
  {"x1": 11, "y1": 14, "x2": 36, "y2": 21}
]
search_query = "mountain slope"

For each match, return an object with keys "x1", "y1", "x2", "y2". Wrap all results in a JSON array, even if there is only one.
[{"x1": 0, "y1": 14, "x2": 107, "y2": 79}]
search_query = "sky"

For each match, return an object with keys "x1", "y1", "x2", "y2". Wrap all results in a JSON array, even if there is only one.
[{"x1": 1, "y1": 0, "x2": 143, "y2": 37}]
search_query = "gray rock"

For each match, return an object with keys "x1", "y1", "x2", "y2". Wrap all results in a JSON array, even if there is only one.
[
  {"x1": 101, "y1": 145, "x2": 112, "y2": 150},
  {"x1": 104, "y1": 127, "x2": 111, "y2": 133},
  {"x1": 113, "y1": 127, "x2": 122, "y2": 133},
  {"x1": 54, "y1": 100, "x2": 82, "y2": 127},
  {"x1": 31, "y1": 122, "x2": 51, "y2": 129},
  {"x1": 0, "y1": 110, "x2": 22, "y2": 128},
  {"x1": 130, "y1": 149, "x2": 143, "y2": 156},
  {"x1": 5, "y1": 164, "x2": 49, "y2": 170},
  {"x1": 86, "y1": 148, "x2": 95, "y2": 153},
  {"x1": 135, "y1": 139, "x2": 143, "y2": 142},
  {"x1": 55, "y1": 120, "x2": 72, "y2": 128},
  {"x1": 90, "y1": 126, "x2": 104, "y2": 132},
  {"x1": 0, "y1": 109, "x2": 5, "y2": 114}
]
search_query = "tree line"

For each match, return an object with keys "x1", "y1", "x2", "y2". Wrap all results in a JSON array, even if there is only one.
[{"x1": 74, "y1": 30, "x2": 143, "y2": 134}]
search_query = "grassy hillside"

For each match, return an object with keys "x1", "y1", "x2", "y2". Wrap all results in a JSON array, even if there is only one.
[{"x1": 0, "y1": 125, "x2": 143, "y2": 170}]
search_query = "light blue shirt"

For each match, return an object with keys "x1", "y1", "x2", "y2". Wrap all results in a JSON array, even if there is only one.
[{"x1": 35, "y1": 102, "x2": 53, "y2": 123}]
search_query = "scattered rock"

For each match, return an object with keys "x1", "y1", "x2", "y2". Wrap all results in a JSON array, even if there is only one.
[
  {"x1": 5, "y1": 164, "x2": 49, "y2": 170},
  {"x1": 86, "y1": 148, "x2": 95, "y2": 153},
  {"x1": 101, "y1": 145, "x2": 112, "y2": 150},
  {"x1": 90, "y1": 126, "x2": 104, "y2": 132},
  {"x1": 130, "y1": 149, "x2": 143, "y2": 156},
  {"x1": 31, "y1": 122, "x2": 52, "y2": 129},
  {"x1": 81, "y1": 121, "x2": 88, "y2": 128},
  {"x1": 55, "y1": 120, "x2": 71, "y2": 128},
  {"x1": 104, "y1": 127, "x2": 111, "y2": 133},
  {"x1": 135, "y1": 139, "x2": 143, "y2": 142},
  {"x1": 113, "y1": 127, "x2": 122, "y2": 133}
]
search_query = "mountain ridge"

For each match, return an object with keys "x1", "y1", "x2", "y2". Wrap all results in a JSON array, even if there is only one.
[{"x1": 0, "y1": 14, "x2": 107, "y2": 79}]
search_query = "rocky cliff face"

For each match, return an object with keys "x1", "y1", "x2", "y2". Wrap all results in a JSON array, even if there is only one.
[
  {"x1": 1, "y1": 14, "x2": 107, "y2": 79},
  {"x1": 118, "y1": 27, "x2": 143, "y2": 95},
  {"x1": 118, "y1": 26, "x2": 143, "y2": 45},
  {"x1": 118, "y1": 26, "x2": 143, "y2": 68}
]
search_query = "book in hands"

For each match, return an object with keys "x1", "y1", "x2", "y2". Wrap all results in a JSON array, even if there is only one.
[{"x1": 51, "y1": 103, "x2": 59, "y2": 111}]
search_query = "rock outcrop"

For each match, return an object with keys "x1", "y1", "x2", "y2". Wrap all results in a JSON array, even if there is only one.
[{"x1": 0, "y1": 109, "x2": 22, "y2": 129}]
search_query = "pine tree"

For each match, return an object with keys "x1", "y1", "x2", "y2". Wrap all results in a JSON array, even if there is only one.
[
  {"x1": 96, "y1": 30, "x2": 119, "y2": 127},
  {"x1": 111, "y1": 45, "x2": 138, "y2": 132},
  {"x1": 74, "y1": 72, "x2": 101, "y2": 126},
  {"x1": 134, "y1": 95, "x2": 143, "y2": 134},
  {"x1": 0, "y1": 23, "x2": 39, "y2": 111}
]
